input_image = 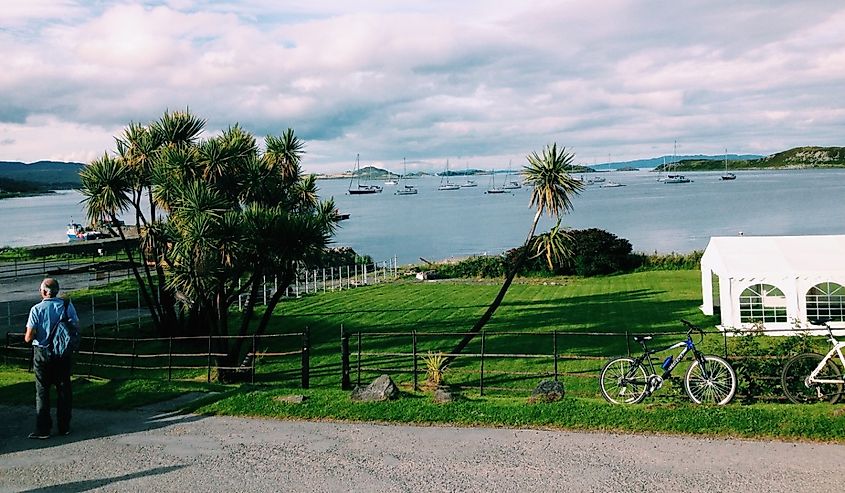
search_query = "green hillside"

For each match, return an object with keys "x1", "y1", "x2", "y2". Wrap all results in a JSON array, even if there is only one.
[
  {"x1": 0, "y1": 161, "x2": 83, "y2": 187},
  {"x1": 658, "y1": 146, "x2": 845, "y2": 172}
]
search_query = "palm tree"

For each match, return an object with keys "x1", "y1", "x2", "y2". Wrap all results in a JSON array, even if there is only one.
[
  {"x1": 445, "y1": 143, "x2": 583, "y2": 364},
  {"x1": 81, "y1": 110, "x2": 339, "y2": 380}
]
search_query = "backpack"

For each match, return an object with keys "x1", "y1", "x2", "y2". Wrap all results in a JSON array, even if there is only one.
[{"x1": 46, "y1": 299, "x2": 80, "y2": 358}]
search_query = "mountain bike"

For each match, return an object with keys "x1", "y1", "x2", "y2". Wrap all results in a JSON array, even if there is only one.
[
  {"x1": 599, "y1": 320, "x2": 737, "y2": 405},
  {"x1": 781, "y1": 318, "x2": 844, "y2": 404}
]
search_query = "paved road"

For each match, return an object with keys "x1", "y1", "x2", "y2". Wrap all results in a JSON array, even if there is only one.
[{"x1": 2, "y1": 401, "x2": 844, "y2": 492}]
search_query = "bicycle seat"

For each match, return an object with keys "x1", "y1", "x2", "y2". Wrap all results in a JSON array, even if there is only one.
[
  {"x1": 809, "y1": 318, "x2": 832, "y2": 326},
  {"x1": 633, "y1": 335, "x2": 652, "y2": 343}
]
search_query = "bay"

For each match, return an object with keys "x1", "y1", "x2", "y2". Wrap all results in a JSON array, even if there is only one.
[{"x1": 1, "y1": 168, "x2": 843, "y2": 265}]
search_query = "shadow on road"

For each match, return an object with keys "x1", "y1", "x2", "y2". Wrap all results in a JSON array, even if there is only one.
[{"x1": 19, "y1": 465, "x2": 187, "y2": 493}]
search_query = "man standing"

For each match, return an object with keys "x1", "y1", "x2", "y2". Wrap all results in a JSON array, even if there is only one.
[{"x1": 24, "y1": 278, "x2": 79, "y2": 439}]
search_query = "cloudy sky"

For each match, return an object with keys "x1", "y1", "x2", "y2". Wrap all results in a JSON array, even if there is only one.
[{"x1": 2, "y1": 1, "x2": 843, "y2": 173}]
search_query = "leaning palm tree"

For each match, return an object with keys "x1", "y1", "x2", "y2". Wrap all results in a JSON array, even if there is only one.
[{"x1": 445, "y1": 143, "x2": 583, "y2": 364}]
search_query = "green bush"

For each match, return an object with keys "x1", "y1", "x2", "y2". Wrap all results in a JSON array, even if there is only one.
[
  {"x1": 728, "y1": 329, "x2": 819, "y2": 402},
  {"x1": 631, "y1": 251, "x2": 703, "y2": 271}
]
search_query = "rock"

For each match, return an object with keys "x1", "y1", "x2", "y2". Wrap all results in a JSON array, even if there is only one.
[
  {"x1": 350, "y1": 374, "x2": 399, "y2": 402},
  {"x1": 528, "y1": 379, "x2": 565, "y2": 403},
  {"x1": 433, "y1": 387, "x2": 453, "y2": 404},
  {"x1": 274, "y1": 395, "x2": 308, "y2": 404}
]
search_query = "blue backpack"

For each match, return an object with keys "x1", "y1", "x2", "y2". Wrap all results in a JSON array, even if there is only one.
[{"x1": 46, "y1": 300, "x2": 79, "y2": 358}]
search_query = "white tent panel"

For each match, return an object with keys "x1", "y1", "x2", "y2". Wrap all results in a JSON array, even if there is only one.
[{"x1": 700, "y1": 235, "x2": 845, "y2": 334}]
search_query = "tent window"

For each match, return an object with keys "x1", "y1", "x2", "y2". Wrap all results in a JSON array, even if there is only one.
[
  {"x1": 806, "y1": 282, "x2": 845, "y2": 322},
  {"x1": 740, "y1": 284, "x2": 787, "y2": 323}
]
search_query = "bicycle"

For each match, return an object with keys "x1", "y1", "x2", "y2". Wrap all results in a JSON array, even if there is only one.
[
  {"x1": 781, "y1": 318, "x2": 844, "y2": 404},
  {"x1": 599, "y1": 320, "x2": 737, "y2": 405}
]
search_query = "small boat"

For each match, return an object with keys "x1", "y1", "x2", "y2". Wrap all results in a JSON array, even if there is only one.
[
  {"x1": 348, "y1": 154, "x2": 383, "y2": 195},
  {"x1": 663, "y1": 141, "x2": 691, "y2": 184},
  {"x1": 720, "y1": 149, "x2": 736, "y2": 180},
  {"x1": 395, "y1": 158, "x2": 418, "y2": 195},
  {"x1": 589, "y1": 175, "x2": 606, "y2": 184},
  {"x1": 600, "y1": 181, "x2": 625, "y2": 188},
  {"x1": 663, "y1": 175, "x2": 691, "y2": 184},
  {"x1": 501, "y1": 160, "x2": 522, "y2": 189},
  {"x1": 66, "y1": 222, "x2": 100, "y2": 241},
  {"x1": 438, "y1": 159, "x2": 460, "y2": 190},
  {"x1": 332, "y1": 210, "x2": 351, "y2": 221},
  {"x1": 460, "y1": 180, "x2": 478, "y2": 188},
  {"x1": 384, "y1": 178, "x2": 398, "y2": 186},
  {"x1": 485, "y1": 172, "x2": 509, "y2": 194}
]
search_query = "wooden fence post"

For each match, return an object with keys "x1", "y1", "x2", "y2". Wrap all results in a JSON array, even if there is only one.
[
  {"x1": 130, "y1": 339, "x2": 137, "y2": 376},
  {"x1": 341, "y1": 325, "x2": 351, "y2": 390},
  {"x1": 168, "y1": 336, "x2": 173, "y2": 382},
  {"x1": 553, "y1": 331, "x2": 559, "y2": 382},
  {"x1": 251, "y1": 334, "x2": 257, "y2": 384},
  {"x1": 412, "y1": 330, "x2": 418, "y2": 391},
  {"x1": 207, "y1": 334, "x2": 212, "y2": 383},
  {"x1": 480, "y1": 330, "x2": 486, "y2": 396},
  {"x1": 301, "y1": 327, "x2": 310, "y2": 389},
  {"x1": 625, "y1": 330, "x2": 631, "y2": 357},
  {"x1": 356, "y1": 331, "x2": 362, "y2": 386}
]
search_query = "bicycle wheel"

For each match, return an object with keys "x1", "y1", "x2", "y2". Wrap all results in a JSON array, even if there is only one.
[
  {"x1": 599, "y1": 357, "x2": 648, "y2": 404},
  {"x1": 781, "y1": 353, "x2": 843, "y2": 404},
  {"x1": 684, "y1": 355, "x2": 737, "y2": 405}
]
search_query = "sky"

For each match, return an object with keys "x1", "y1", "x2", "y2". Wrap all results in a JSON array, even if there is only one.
[{"x1": 1, "y1": 0, "x2": 844, "y2": 173}]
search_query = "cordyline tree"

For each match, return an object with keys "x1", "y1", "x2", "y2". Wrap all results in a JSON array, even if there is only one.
[
  {"x1": 445, "y1": 143, "x2": 583, "y2": 365},
  {"x1": 79, "y1": 110, "x2": 338, "y2": 380}
]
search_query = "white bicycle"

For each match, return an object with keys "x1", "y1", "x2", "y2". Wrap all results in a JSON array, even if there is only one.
[{"x1": 781, "y1": 318, "x2": 845, "y2": 404}]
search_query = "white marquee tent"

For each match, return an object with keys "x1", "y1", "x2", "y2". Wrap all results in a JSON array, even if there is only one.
[{"x1": 700, "y1": 235, "x2": 845, "y2": 334}]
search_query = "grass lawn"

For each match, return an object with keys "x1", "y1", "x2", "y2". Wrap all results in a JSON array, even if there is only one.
[{"x1": 3, "y1": 269, "x2": 843, "y2": 442}]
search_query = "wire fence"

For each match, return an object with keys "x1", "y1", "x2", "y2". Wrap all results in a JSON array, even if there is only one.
[{"x1": 0, "y1": 257, "x2": 400, "y2": 336}]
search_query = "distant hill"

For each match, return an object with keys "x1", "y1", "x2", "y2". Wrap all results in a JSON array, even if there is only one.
[
  {"x1": 626, "y1": 154, "x2": 761, "y2": 172},
  {"x1": 0, "y1": 161, "x2": 84, "y2": 188},
  {"x1": 656, "y1": 147, "x2": 845, "y2": 172}
]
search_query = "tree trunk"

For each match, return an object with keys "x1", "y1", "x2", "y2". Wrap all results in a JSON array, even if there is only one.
[
  {"x1": 443, "y1": 209, "x2": 543, "y2": 367},
  {"x1": 113, "y1": 215, "x2": 161, "y2": 330}
]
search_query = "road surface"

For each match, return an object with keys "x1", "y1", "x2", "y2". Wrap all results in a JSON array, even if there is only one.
[{"x1": 1, "y1": 399, "x2": 843, "y2": 492}]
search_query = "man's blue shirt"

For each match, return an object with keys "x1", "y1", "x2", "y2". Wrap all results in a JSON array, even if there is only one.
[{"x1": 27, "y1": 298, "x2": 79, "y2": 347}]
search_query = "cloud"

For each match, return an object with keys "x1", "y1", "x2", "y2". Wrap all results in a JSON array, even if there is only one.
[{"x1": 0, "y1": 0, "x2": 843, "y2": 170}]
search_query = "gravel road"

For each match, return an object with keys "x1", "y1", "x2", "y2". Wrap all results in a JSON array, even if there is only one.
[{"x1": 2, "y1": 400, "x2": 844, "y2": 492}]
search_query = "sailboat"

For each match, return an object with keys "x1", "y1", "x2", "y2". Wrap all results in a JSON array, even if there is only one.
[
  {"x1": 663, "y1": 141, "x2": 691, "y2": 184},
  {"x1": 395, "y1": 157, "x2": 418, "y2": 195},
  {"x1": 502, "y1": 160, "x2": 522, "y2": 189},
  {"x1": 438, "y1": 159, "x2": 460, "y2": 190},
  {"x1": 720, "y1": 149, "x2": 736, "y2": 180},
  {"x1": 485, "y1": 170, "x2": 508, "y2": 194},
  {"x1": 348, "y1": 154, "x2": 383, "y2": 194},
  {"x1": 460, "y1": 162, "x2": 477, "y2": 187}
]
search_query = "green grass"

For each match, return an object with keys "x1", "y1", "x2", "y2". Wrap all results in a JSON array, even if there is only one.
[
  {"x1": 193, "y1": 387, "x2": 845, "y2": 442},
  {"x1": 0, "y1": 365, "x2": 225, "y2": 410},
  {"x1": 4, "y1": 270, "x2": 843, "y2": 442}
]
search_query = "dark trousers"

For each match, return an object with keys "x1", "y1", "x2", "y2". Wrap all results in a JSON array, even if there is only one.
[{"x1": 33, "y1": 347, "x2": 72, "y2": 435}]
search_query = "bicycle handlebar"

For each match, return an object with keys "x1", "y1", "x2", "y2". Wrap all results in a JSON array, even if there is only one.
[{"x1": 680, "y1": 319, "x2": 705, "y2": 343}]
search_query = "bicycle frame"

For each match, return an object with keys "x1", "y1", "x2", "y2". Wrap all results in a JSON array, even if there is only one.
[
  {"x1": 628, "y1": 332, "x2": 701, "y2": 387},
  {"x1": 808, "y1": 331, "x2": 845, "y2": 385}
]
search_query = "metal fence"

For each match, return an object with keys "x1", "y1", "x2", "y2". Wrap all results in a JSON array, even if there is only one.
[
  {"x1": 4, "y1": 330, "x2": 311, "y2": 386},
  {"x1": 1, "y1": 257, "x2": 400, "y2": 336},
  {"x1": 341, "y1": 326, "x2": 830, "y2": 401},
  {"x1": 0, "y1": 252, "x2": 131, "y2": 281}
]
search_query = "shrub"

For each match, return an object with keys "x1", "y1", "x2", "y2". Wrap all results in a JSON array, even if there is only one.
[
  {"x1": 565, "y1": 228, "x2": 632, "y2": 276},
  {"x1": 631, "y1": 251, "x2": 703, "y2": 271}
]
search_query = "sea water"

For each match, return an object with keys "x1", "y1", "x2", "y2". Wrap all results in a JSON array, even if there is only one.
[{"x1": 1, "y1": 168, "x2": 844, "y2": 264}]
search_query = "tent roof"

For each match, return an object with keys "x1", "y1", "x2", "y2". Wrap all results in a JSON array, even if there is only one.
[{"x1": 701, "y1": 235, "x2": 845, "y2": 279}]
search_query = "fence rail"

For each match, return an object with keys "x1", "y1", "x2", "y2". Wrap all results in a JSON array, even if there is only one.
[
  {"x1": 4, "y1": 330, "x2": 310, "y2": 386},
  {"x1": 341, "y1": 326, "x2": 831, "y2": 401}
]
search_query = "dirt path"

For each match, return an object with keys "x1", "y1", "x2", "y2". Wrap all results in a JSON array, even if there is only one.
[{"x1": 1, "y1": 400, "x2": 844, "y2": 492}]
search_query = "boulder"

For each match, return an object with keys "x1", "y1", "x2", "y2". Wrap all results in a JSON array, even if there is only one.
[
  {"x1": 432, "y1": 387, "x2": 454, "y2": 404},
  {"x1": 274, "y1": 395, "x2": 308, "y2": 404},
  {"x1": 350, "y1": 374, "x2": 400, "y2": 402},
  {"x1": 528, "y1": 379, "x2": 565, "y2": 403}
]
